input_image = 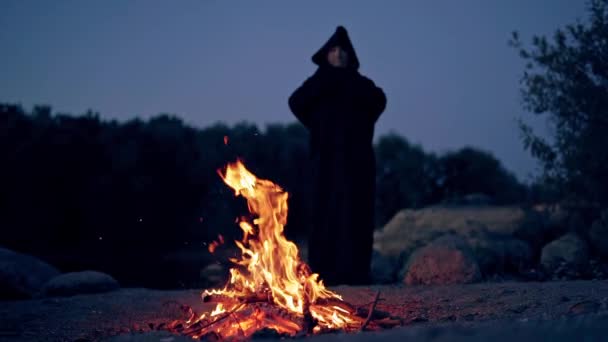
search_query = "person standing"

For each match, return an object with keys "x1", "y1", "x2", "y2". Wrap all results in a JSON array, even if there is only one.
[{"x1": 288, "y1": 26, "x2": 386, "y2": 285}]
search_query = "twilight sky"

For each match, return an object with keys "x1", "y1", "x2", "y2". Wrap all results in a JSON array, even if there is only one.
[{"x1": 0, "y1": 1, "x2": 588, "y2": 181}]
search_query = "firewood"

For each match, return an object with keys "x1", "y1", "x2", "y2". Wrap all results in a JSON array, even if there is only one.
[
  {"x1": 173, "y1": 290, "x2": 402, "y2": 338},
  {"x1": 203, "y1": 293, "x2": 268, "y2": 304},
  {"x1": 313, "y1": 298, "x2": 356, "y2": 314},
  {"x1": 299, "y1": 281, "x2": 316, "y2": 335},
  {"x1": 360, "y1": 291, "x2": 381, "y2": 331},
  {"x1": 203, "y1": 292, "x2": 358, "y2": 313}
]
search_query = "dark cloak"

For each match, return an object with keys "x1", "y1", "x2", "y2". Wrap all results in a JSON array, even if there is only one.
[{"x1": 288, "y1": 26, "x2": 386, "y2": 285}]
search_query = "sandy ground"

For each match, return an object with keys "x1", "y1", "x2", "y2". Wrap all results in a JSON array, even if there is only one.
[{"x1": 1, "y1": 280, "x2": 608, "y2": 341}]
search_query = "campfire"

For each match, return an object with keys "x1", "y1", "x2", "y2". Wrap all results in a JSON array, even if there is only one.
[{"x1": 167, "y1": 160, "x2": 397, "y2": 340}]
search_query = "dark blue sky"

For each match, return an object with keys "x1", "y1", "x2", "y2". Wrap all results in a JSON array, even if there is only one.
[{"x1": 0, "y1": 1, "x2": 587, "y2": 181}]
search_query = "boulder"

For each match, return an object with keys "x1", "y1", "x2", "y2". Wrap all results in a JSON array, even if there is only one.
[
  {"x1": 589, "y1": 209, "x2": 608, "y2": 259},
  {"x1": 372, "y1": 206, "x2": 542, "y2": 281},
  {"x1": 370, "y1": 250, "x2": 400, "y2": 284},
  {"x1": 200, "y1": 263, "x2": 227, "y2": 288},
  {"x1": 374, "y1": 206, "x2": 542, "y2": 260},
  {"x1": 402, "y1": 235, "x2": 481, "y2": 285},
  {"x1": 162, "y1": 244, "x2": 246, "y2": 288},
  {"x1": 541, "y1": 233, "x2": 589, "y2": 277},
  {"x1": 466, "y1": 233, "x2": 533, "y2": 275},
  {"x1": 42, "y1": 271, "x2": 119, "y2": 297},
  {"x1": 0, "y1": 247, "x2": 60, "y2": 299}
]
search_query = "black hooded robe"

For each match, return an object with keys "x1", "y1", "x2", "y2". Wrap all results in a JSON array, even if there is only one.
[{"x1": 288, "y1": 26, "x2": 386, "y2": 285}]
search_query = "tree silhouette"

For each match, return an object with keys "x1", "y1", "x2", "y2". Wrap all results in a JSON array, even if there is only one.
[
  {"x1": 0, "y1": 103, "x2": 525, "y2": 287},
  {"x1": 511, "y1": 0, "x2": 608, "y2": 218}
]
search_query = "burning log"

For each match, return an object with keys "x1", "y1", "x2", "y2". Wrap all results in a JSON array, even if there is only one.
[
  {"x1": 203, "y1": 293, "x2": 270, "y2": 305},
  {"x1": 315, "y1": 298, "x2": 357, "y2": 314},
  {"x1": 202, "y1": 293, "x2": 356, "y2": 316}
]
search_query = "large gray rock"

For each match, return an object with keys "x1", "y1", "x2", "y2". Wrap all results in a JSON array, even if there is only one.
[
  {"x1": 372, "y1": 206, "x2": 540, "y2": 282},
  {"x1": 370, "y1": 250, "x2": 400, "y2": 284},
  {"x1": 541, "y1": 233, "x2": 589, "y2": 277},
  {"x1": 402, "y1": 235, "x2": 481, "y2": 285},
  {"x1": 589, "y1": 209, "x2": 608, "y2": 259},
  {"x1": 374, "y1": 206, "x2": 541, "y2": 259},
  {"x1": 42, "y1": 271, "x2": 119, "y2": 297},
  {"x1": 0, "y1": 247, "x2": 60, "y2": 299},
  {"x1": 466, "y1": 233, "x2": 533, "y2": 275}
]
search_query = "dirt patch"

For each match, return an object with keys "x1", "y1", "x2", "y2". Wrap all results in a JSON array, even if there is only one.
[{"x1": 1, "y1": 281, "x2": 608, "y2": 341}]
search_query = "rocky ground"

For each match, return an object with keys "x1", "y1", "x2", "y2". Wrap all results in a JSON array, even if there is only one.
[
  {"x1": 3, "y1": 205, "x2": 608, "y2": 341},
  {"x1": 2, "y1": 280, "x2": 608, "y2": 341}
]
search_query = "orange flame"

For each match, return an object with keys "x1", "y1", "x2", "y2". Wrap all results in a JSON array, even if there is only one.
[{"x1": 183, "y1": 160, "x2": 361, "y2": 338}]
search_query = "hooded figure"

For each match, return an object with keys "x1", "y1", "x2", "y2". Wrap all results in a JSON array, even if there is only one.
[{"x1": 288, "y1": 26, "x2": 386, "y2": 285}]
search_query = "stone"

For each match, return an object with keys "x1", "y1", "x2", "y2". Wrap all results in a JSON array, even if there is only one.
[
  {"x1": 42, "y1": 271, "x2": 119, "y2": 297},
  {"x1": 199, "y1": 263, "x2": 227, "y2": 288},
  {"x1": 402, "y1": 235, "x2": 481, "y2": 285},
  {"x1": 370, "y1": 250, "x2": 400, "y2": 284},
  {"x1": 541, "y1": 233, "x2": 589, "y2": 277},
  {"x1": 0, "y1": 247, "x2": 60, "y2": 299},
  {"x1": 373, "y1": 206, "x2": 540, "y2": 280},
  {"x1": 466, "y1": 233, "x2": 533, "y2": 275},
  {"x1": 374, "y1": 206, "x2": 542, "y2": 260}
]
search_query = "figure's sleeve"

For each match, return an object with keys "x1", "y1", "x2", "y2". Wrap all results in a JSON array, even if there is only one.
[
  {"x1": 288, "y1": 69, "x2": 328, "y2": 129},
  {"x1": 355, "y1": 76, "x2": 387, "y2": 123}
]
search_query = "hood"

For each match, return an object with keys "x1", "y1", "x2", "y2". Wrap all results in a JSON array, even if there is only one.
[{"x1": 312, "y1": 26, "x2": 360, "y2": 70}]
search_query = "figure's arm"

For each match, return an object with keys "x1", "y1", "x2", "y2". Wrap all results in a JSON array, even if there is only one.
[
  {"x1": 355, "y1": 76, "x2": 387, "y2": 123},
  {"x1": 288, "y1": 69, "x2": 327, "y2": 129}
]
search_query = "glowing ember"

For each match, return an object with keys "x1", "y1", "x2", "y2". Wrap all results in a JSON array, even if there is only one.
[
  {"x1": 170, "y1": 160, "x2": 377, "y2": 339},
  {"x1": 208, "y1": 234, "x2": 224, "y2": 254}
]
